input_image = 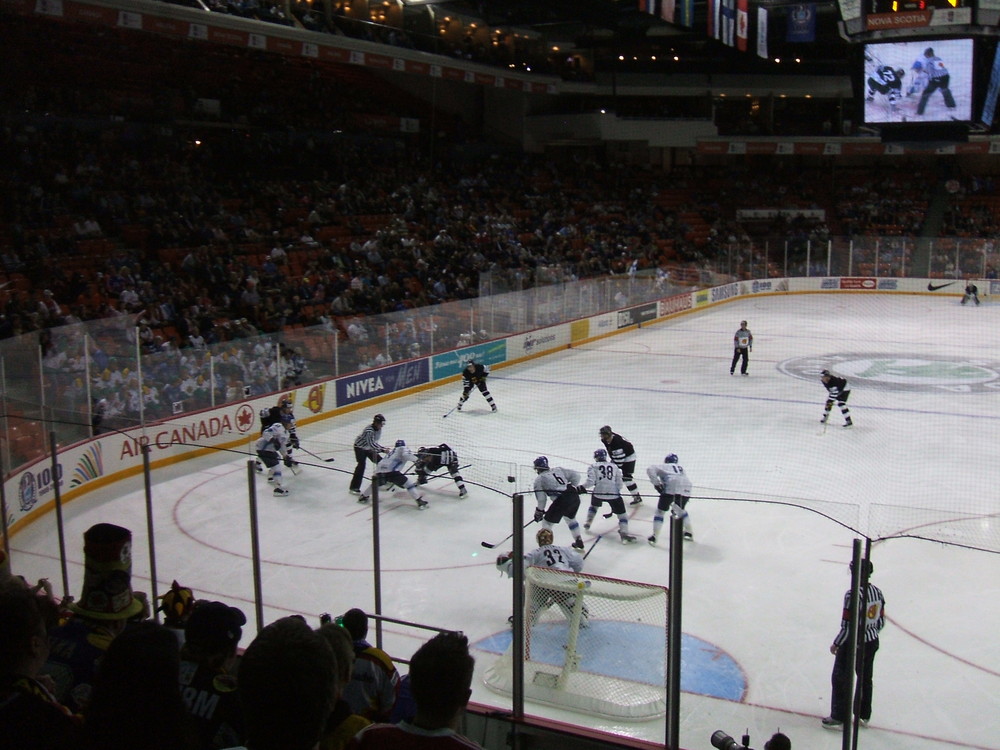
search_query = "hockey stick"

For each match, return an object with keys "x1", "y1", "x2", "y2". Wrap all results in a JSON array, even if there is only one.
[
  {"x1": 391, "y1": 464, "x2": 473, "y2": 492},
  {"x1": 481, "y1": 518, "x2": 535, "y2": 549},
  {"x1": 298, "y1": 446, "x2": 335, "y2": 463},
  {"x1": 442, "y1": 403, "x2": 460, "y2": 419},
  {"x1": 583, "y1": 535, "x2": 601, "y2": 560}
]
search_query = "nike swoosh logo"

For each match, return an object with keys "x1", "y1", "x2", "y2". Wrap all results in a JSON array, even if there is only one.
[{"x1": 927, "y1": 282, "x2": 956, "y2": 291}]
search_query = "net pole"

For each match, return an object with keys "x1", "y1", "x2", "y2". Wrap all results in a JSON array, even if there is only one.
[
  {"x1": 511, "y1": 493, "x2": 526, "y2": 724},
  {"x1": 665, "y1": 505, "x2": 685, "y2": 750}
]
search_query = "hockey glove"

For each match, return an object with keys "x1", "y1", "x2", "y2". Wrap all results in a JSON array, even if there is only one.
[
  {"x1": 283, "y1": 456, "x2": 293, "y2": 468},
  {"x1": 290, "y1": 435, "x2": 300, "y2": 449},
  {"x1": 534, "y1": 508, "x2": 545, "y2": 523},
  {"x1": 575, "y1": 485, "x2": 588, "y2": 495}
]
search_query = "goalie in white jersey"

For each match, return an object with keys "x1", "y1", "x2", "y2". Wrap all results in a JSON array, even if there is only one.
[
  {"x1": 532, "y1": 456, "x2": 585, "y2": 550},
  {"x1": 646, "y1": 453, "x2": 694, "y2": 544},
  {"x1": 583, "y1": 449, "x2": 636, "y2": 544},
  {"x1": 358, "y1": 439, "x2": 427, "y2": 510},
  {"x1": 496, "y1": 527, "x2": 585, "y2": 623}
]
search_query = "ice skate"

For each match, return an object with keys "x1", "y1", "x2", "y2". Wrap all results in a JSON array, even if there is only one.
[
  {"x1": 571, "y1": 538, "x2": 585, "y2": 551},
  {"x1": 647, "y1": 535, "x2": 657, "y2": 546},
  {"x1": 416, "y1": 497, "x2": 429, "y2": 510},
  {"x1": 273, "y1": 487, "x2": 289, "y2": 496},
  {"x1": 619, "y1": 532, "x2": 637, "y2": 544}
]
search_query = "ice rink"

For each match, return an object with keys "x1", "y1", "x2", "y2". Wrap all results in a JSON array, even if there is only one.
[{"x1": 10, "y1": 292, "x2": 1000, "y2": 750}]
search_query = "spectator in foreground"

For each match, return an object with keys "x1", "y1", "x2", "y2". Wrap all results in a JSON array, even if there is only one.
[
  {"x1": 43, "y1": 523, "x2": 146, "y2": 712},
  {"x1": 0, "y1": 584, "x2": 82, "y2": 750},
  {"x1": 79, "y1": 620, "x2": 197, "y2": 750},
  {"x1": 315, "y1": 622, "x2": 371, "y2": 750},
  {"x1": 239, "y1": 616, "x2": 336, "y2": 750},
  {"x1": 340, "y1": 608, "x2": 400, "y2": 722},
  {"x1": 179, "y1": 601, "x2": 247, "y2": 749},
  {"x1": 348, "y1": 631, "x2": 481, "y2": 750}
]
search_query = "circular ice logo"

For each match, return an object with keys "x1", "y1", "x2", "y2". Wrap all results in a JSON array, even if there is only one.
[{"x1": 779, "y1": 354, "x2": 1000, "y2": 393}]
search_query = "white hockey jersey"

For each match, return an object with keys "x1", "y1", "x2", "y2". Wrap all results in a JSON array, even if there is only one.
[
  {"x1": 586, "y1": 461, "x2": 623, "y2": 499},
  {"x1": 533, "y1": 467, "x2": 583, "y2": 505},
  {"x1": 375, "y1": 445, "x2": 417, "y2": 475},
  {"x1": 499, "y1": 543, "x2": 584, "y2": 578},
  {"x1": 646, "y1": 462, "x2": 692, "y2": 497},
  {"x1": 255, "y1": 423, "x2": 289, "y2": 456}
]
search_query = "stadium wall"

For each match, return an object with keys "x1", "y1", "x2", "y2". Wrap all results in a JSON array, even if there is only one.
[{"x1": 3, "y1": 275, "x2": 981, "y2": 541}]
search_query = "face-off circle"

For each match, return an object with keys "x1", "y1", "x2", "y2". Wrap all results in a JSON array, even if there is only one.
[{"x1": 779, "y1": 354, "x2": 1000, "y2": 394}]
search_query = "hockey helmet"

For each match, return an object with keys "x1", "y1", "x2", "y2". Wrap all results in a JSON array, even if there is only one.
[
  {"x1": 536, "y1": 527, "x2": 554, "y2": 546},
  {"x1": 395, "y1": 439, "x2": 406, "y2": 447},
  {"x1": 533, "y1": 456, "x2": 550, "y2": 472},
  {"x1": 664, "y1": 453, "x2": 678, "y2": 464},
  {"x1": 280, "y1": 397, "x2": 293, "y2": 410},
  {"x1": 594, "y1": 448, "x2": 608, "y2": 462},
  {"x1": 599, "y1": 425, "x2": 613, "y2": 438},
  {"x1": 821, "y1": 369, "x2": 831, "y2": 377},
  {"x1": 373, "y1": 413, "x2": 386, "y2": 425}
]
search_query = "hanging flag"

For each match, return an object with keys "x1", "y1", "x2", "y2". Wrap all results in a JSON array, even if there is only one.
[
  {"x1": 721, "y1": 0, "x2": 736, "y2": 46},
  {"x1": 639, "y1": 0, "x2": 657, "y2": 14},
  {"x1": 786, "y1": 3, "x2": 816, "y2": 43},
  {"x1": 661, "y1": 0, "x2": 676, "y2": 24},
  {"x1": 757, "y1": 7, "x2": 769, "y2": 59},
  {"x1": 736, "y1": 0, "x2": 748, "y2": 52},
  {"x1": 677, "y1": 0, "x2": 693, "y2": 27},
  {"x1": 707, "y1": 0, "x2": 719, "y2": 38}
]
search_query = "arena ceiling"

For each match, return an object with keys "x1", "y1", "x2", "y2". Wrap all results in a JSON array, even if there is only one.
[{"x1": 431, "y1": 0, "x2": 853, "y2": 75}]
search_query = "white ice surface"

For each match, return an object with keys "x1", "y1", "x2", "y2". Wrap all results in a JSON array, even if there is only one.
[{"x1": 10, "y1": 293, "x2": 1000, "y2": 750}]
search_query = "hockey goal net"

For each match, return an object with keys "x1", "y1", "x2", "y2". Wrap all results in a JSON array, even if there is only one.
[{"x1": 483, "y1": 566, "x2": 669, "y2": 721}]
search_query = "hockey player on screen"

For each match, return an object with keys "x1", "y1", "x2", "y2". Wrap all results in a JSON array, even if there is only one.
[
  {"x1": 907, "y1": 55, "x2": 928, "y2": 97},
  {"x1": 255, "y1": 422, "x2": 294, "y2": 496},
  {"x1": 646, "y1": 453, "x2": 694, "y2": 545},
  {"x1": 532, "y1": 457, "x2": 586, "y2": 550},
  {"x1": 358, "y1": 439, "x2": 427, "y2": 510},
  {"x1": 916, "y1": 47, "x2": 956, "y2": 116},
  {"x1": 414, "y1": 444, "x2": 468, "y2": 497},
  {"x1": 496, "y1": 527, "x2": 585, "y2": 624},
  {"x1": 820, "y1": 370, "x2": 853, "y2": 427},
  {"x1": 866, "y1": 65, "x2": 905, "y2": 114},
  {"x1": 456, "y1": 360, "x2": 497, "y2": 412},
  {"x1": 598, "y1": 426, "x2": 643, "y2": 505},
  {"x1": 583, "y1": 449, "x2": 636, "y2": 544}
]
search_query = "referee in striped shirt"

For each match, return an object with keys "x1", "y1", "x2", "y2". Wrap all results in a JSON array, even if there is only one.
[
  {"x1": 349, "y1": 413, "x2": 386, "y2": 494},
  {"x1": 822, "y1": 559, "x2": 886, "y2": 729}
]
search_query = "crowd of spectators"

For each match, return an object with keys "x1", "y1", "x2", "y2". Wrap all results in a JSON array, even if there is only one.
[
  {"x1": 5, "y1": 13, "x2": 1000, "y2": 440},
  {"x1": 0, "y1": 522, "x2": 480, "y2": 750}
]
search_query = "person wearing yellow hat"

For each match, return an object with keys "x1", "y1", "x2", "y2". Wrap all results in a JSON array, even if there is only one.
[{"x1": 43, "y1": 523, "x2": 146, "y2": 712}]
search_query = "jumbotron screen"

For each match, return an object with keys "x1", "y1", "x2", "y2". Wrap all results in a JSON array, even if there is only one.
[{"x1": 862, "y1": 37, "x2": 973, "y2": 124}]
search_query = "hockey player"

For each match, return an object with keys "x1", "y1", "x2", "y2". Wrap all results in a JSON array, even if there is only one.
[
  {"x1": 456, "y1": 359, "x2": 497, "y2": 412},
  {"x1": 598, "y1": 426, "x2": 643, "y2": 505},
  {"x1": 820, "y1": 370, "x2": 853, "y2": 427},
  {"x1": 256, "y1": 397, "x2": 299, "y2": 472},
  {"x1": 255, "y1": 422, "x2": 294, "y2": 496},
  {"x1": 349, "y1": 414, "x2": 386, "y2": 494},
  {"x1": 358, "y1": 439, "x2": 427, "y2": 510},
  {"x1": 916, "y1": 47, "x2": 957, "y2": 117},
  {"x1": 414, "y1": 443, "x2": 467, "y2": 497},
  {"x1": 907, "y1": 55, "x2": 928, "y2": 97},
  {"x1": 730, "y1": 320, "x2": 753, "y2": 376},
  {"x1": 532, "y1": 456, "x2": 585, "y2": 550},
  {"x1": 583, "y1": 449, "x2": 636, "y2": 544},
  {"x1": 646, "y1": 453, "x2": 694, "y2": 544},
  {"x1": 961, "y1": 281, "x2": 981, "y2": 305},
  {"x1": 866, "y1": 65, "x2": 905, "y2": 113},
  {"x1": 496, "y1": 527, "x2": 585, "y2": 624}
]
